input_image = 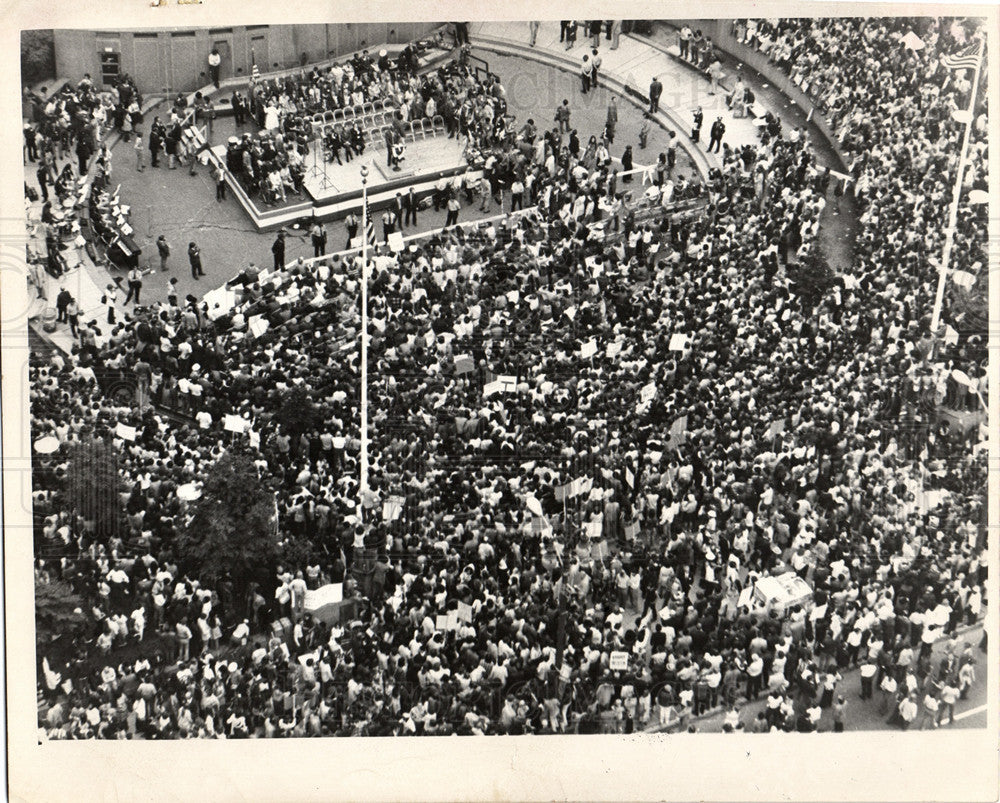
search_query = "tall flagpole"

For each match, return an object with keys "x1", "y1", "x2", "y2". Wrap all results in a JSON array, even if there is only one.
[
  {"x1": 359, "y1": 164, "x2": 370, "y2": 525},
  {"x1": 930, "y1": 47, "x2": 983, "y2": 334}
]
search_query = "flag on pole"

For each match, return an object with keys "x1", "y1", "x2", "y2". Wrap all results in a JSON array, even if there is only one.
[
  {"x1": 364, "y1": 198, "x2": 377, "y2": 247},
  {"x1": 250, "y1": 49, "x2": 260, "y2": 84},
  {"x1": 941, "y1": 41, "x2": 982, "y2": 71}
]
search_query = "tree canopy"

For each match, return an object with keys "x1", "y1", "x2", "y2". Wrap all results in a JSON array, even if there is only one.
[{"x1": 175, "y1": 452, "x2": 278, "y2": 594}]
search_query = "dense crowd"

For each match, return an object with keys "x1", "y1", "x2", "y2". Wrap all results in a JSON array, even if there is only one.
[
  {"x1": 31, "y1": 17, "x2": 988, "y2": 739},
  {"x1": 226, "y1": 47, "x2": 512, "y2": 205}
]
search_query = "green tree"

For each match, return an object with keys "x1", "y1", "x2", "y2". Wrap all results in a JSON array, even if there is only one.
[
  {"x1": 61, "y1": 439, "x2": 123, "y2": 542},
  {"x1": 272, "y1": 385, "x2": 323, "y2": 437},
  {"x1": 35, "y1": 577, "x2": 88, "y2": 651},
  {"x1": 21, "y1": 30, "x2": 56, "y2": 88},
  {"x1": 175, "y1": 453, "x2": 278, "y2": 607}
]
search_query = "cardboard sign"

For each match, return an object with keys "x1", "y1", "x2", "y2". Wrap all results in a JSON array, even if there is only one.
[
  {"x1": 669, "y1": 333, "x2": 690, "y2": 351},
  {"x1": 640, "y1": 383, "x2": 656, "y2": 403},
  {"x1": 115, "y1": 422, "x2": 137, "y2": 442},
  {"x1": 454, "y1": 355, "x2": 475, "y2": 375},
  {"x1": 625, "y1": 467, "x2": 635, "y2": 488},
  {"x1": 624, "y1": 521, "x2": 640, "y2": 540},
  {"x1": 483, "y1": 380, "x2": 502, "y2": 398},
  {"x1": 386, "y1": 232, "x2": 404, "y2": 252},
  {"x1": 580, "y1": 340, "x2": 598, "y2": 360},
  {"x1": 585, "y1": 518, "x2": 603, "y2": 539},
  {"x1": 766, "y1": 419, "x2": 785, "y2": 439},
  {"x1": 456, "y1": 602, "x2": 473, "y2": 623},
  {"x1": 609, "y1": 651, "x2": 629, "y2": 671},
  {"x1": 224, "y1": 414, "x2": 249, "y2": 434},
  {"x1": 606, "y1": 341, "x2": 623, "y2": 359},
  {"x1": 248, "y1": 315, "x2": 269, "y2": 338}
]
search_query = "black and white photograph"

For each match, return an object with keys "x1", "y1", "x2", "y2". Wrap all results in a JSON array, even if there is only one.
[{"x1": 2, "y1": 2, "x2": 998, "y2": 800}]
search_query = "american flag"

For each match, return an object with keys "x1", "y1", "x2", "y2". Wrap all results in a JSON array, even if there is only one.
[
  {"x1": 941, "y1": 41, "x2": 982, "y2": 71},
  {"x1": 250, "y1": 49, "x2": 260, "y2": 84},
  {"x1": 364, "y1": 199, "x2": 376, "y2": 247}
]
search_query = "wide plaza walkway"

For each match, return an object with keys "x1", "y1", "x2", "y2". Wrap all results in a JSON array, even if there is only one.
[{"x1": 470, "y1": 21, "x2": 763, "y2": 174}]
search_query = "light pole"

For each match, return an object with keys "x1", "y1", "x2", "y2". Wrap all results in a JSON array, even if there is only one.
[
  {"x1": 359, "y1": 163, "x2": 370, "y2": 525},
  {"x1": 930, "y1": 47, "x2": 984, "y2": 334}
]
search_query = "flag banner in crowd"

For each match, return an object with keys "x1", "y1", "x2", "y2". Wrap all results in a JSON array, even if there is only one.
[
  {"x1": 579, "y1": 340, "x2": 598, "y2": 360},
  {"x1": 941, "y1": 41, "x2": 982, "y2": 71},
  {"x1": 590, "y1": 539, "x2": 610, "y2": 561},
  {"x1": 223, "y1": 414, "x2": 250, "y2": 434},
  {"x1": 176, "y1": 483, "x2": 202, "y2": 502},
  {"x1": 902, "y1": 31, "x2": 925, "y2": 50},
  {"x1": 951, "y1": 368, "x2": 973, "y2": 386},
  {"x1": 625, "y1": 467, "x2": 635, "y2": 488},
  {"x1": 570, "y1": 476, "x2": 593, "y2": 498},
  {"x1": 382, "y1": 495, "x2": 405, "y2": 522},
  {"x1": 115, "y1": 422, "x2": 137, "y2": 441},
  {"x1": 453, "y1": 354, "x2": 474, "y2": 374},
  {"x1": 951, "y1": 270, "x2": 976, "y2": 289},
  {"x1": 609, "y1": 651, "x2": 629, "y2": 671},
  {"x1": 525, "y1": 494, "x2": 543, "y2": 517}
]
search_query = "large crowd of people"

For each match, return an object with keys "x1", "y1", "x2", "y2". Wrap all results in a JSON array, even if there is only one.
[{"x1": 30, "y1": 17, "x2": 988, "y2": 740}]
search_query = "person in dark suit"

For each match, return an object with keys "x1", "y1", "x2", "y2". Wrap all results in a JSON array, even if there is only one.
[
  {"x1": 708, "y1": 117, "x2": 726, "y2": 153},
  {"x1": 188, "y1": 242, "x2": 205, "y2": 279},
  {"x1": 402, "y1": 187, "x2": 418, "y2": 228},
  {"x1": 392, "y1": 192, "x2": 405, "y2": 229},
  {"x1": 648, "y1": 77, "x2": 663, "y2": 114}
]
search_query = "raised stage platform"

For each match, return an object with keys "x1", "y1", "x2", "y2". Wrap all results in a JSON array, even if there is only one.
[
  {"x1": 210, "y1": 133, "x2": 474, "y2": 231},
  {"x1": 301, "y1": 135, "x2": 468, "y2": 205}
]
